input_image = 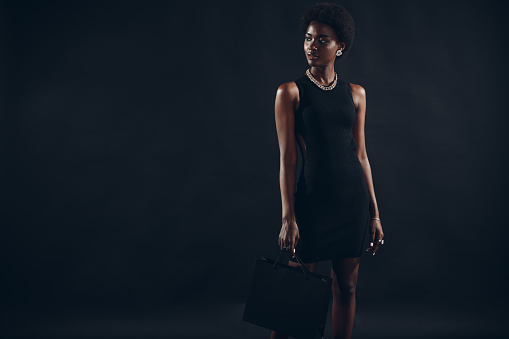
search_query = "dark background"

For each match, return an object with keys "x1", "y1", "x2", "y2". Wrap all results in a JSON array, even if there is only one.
[{"x1": 1, "y1": 0, "x2": 508, "y2": 338}]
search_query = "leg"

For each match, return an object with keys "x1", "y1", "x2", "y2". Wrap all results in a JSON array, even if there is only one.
[
  {"x1": 270, "y1": 260, "x2": 318, "y2": 339},
  {"x1": 330, "y1": 257, "x2": 360, "y2": 339}
]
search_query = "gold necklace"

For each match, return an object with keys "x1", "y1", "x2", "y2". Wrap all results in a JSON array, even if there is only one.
[{"x1": 305, "y1": 69, "x2": 337, "y2": 91}]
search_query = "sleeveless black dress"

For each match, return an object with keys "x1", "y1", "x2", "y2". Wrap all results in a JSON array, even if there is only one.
[{"x1": 289, "y1": 73, "x2": 371, "y2": 263}]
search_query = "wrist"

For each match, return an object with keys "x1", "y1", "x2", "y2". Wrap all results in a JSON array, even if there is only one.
[
  {"x1": 369, "y1": 203, "x2": 379, "y2": 217},
  {"x1": 282, "y1": 215, "x2": 296, "y2": 223}
]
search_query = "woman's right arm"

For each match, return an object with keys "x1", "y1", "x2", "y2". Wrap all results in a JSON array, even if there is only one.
[{"x1": 274, "y1": 82, "x2": 300, "y2": 255}]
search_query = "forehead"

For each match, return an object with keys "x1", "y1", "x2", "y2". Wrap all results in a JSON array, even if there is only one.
[{"x1": 305, "y1": 20, "x2": 337, "y2": 39}]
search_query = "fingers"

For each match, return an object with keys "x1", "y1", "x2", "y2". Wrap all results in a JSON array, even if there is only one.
[
  {"x1": 366, "y1": 228, "x2": 376, "y2": 252},
  {"x1": 372, "y1": 231, "x2": 384, "y2": 256},
  {"x1": 278, "y1": 236, "x2": 297, "y2": 256},
  {"x1": 279, "y1": 236, "x2": 288, "y2": 251},
  {"x1": 366, "y1": 223, "x2": 385, "y2": 256},
  {"x1": 278, "y1": 222, "x2": 299, "y2": 254},
  {"x1": 289, "y1": 240, "x2": 295, "y2": 257},
  {"x1": 372, "y1": 239, "x2": 380, "y2": 255}
]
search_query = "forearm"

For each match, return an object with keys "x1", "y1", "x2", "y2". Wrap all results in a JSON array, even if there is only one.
[
  {"x1": 359, "y1": 156, "x2": 379, "y2": 218},
  {"x1": 279, "y1": 158, "x2": 297, "y2": 221}
]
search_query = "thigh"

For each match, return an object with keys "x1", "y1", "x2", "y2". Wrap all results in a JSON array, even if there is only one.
[
  {"x1": 288, "y1": 260, "x2": 317, "y2": 273},
  {"x1": 331, "y1": 257, "x2": 360, "y2": 288}
]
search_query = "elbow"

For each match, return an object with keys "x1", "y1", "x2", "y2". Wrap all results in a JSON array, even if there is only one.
[
  {"x1": 280, "y1": 153, "x2": 297, "y2": 168},
  {"x1": 357, "y1": 151, "x2": 368, "y2": 162}
]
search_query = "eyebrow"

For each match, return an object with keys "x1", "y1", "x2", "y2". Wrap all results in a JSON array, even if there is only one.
[{"x1": 305, "y1": 33, "x2": 330, "y2": 38}]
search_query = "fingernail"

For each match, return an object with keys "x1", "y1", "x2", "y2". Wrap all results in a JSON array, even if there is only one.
[
  {"x1": 373, "y1": 252, "x2": 376, "y2": 256},
  {"x1": 370, "y1": 242, "x2": 373, "y2": 246}
]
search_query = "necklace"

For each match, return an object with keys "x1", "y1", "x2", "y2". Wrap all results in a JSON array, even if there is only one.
[{"x1": 305, "y1": 69, "x2": 337, "y2": 91}]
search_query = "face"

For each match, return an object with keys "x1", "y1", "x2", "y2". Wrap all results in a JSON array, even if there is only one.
[{"x1": 304, "y1": 20, "x2": 345, "y2": 66}]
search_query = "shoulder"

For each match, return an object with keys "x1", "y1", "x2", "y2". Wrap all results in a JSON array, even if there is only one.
[
  {"x1": 275, "y1": 81, "x2": 300, "y2": 109},
  {"x1": 276, "y1": 81, "x2": 299, "y2": 98},
  {"x1": 348, "y1": 83, "x2": 366, "y2": 97},
  {"x1": 347, "y1": 83, "x2": 366, "y2": 109}
]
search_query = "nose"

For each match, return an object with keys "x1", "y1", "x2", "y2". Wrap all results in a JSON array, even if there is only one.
[
  {"x1": 309, "y1": 41, "x2": 318, "y2": 50},
  {"x1": 307, "y1": 43, "x2": 317, "y2": 52}
]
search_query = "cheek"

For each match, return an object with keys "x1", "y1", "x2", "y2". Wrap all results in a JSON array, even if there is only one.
[{"x1": 326, "y1": 44, "x2": 338, "y2": 55}]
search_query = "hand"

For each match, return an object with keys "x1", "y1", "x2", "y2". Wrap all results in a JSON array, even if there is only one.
[
  {"x1": 366, "y1": 218, "x2": 384, "y2": 256},
  {"x1": 278, "y1": 218, "x2": 299, "y2": 257}
]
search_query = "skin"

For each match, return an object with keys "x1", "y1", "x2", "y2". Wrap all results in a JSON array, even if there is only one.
[{"x1": 272, "y1": 21, "x2": 384, "y2": 339}]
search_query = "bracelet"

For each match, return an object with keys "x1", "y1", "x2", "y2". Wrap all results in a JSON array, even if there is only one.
[{"x1": 371, "y1": 217, "x2": 380, "y2": 221}]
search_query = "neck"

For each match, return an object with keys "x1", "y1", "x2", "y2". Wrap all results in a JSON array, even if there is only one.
[{"x1": 309, "y1": 65, "x2": 336, "y2": 85}]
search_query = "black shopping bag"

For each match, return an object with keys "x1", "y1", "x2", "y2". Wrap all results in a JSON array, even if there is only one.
[{"x1": 243, "y1": 251, "x2": 332, "y2": 339}]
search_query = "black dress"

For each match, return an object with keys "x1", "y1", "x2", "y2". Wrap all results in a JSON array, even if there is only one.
[{"x1": 289, "y1": 73, "x2": 371, "y2": 263}]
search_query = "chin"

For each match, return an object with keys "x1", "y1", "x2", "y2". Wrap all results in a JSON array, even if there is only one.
[{"x1": 306, "y1": 59, "x2": 328, "y2": 67}]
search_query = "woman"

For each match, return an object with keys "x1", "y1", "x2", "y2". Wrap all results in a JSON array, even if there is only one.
[{"x1": 273, "y1": 3, "x2": 384, "y2": 339}]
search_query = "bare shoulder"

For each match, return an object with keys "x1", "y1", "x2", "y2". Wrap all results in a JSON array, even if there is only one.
[
  {"x1": 348, "y1": 83, "x2": 366, "y2": 109},
  {"x1": 276, "y1": 81, "x2": 299, "y2": 98},
  {"x1": 276, "y1": 81, "x2": 300, "y2": 110},
  {"x1": 348, "y1": 83, "x2": 366, "y2": 97}
]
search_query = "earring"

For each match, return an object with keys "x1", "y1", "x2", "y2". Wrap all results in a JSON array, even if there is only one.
[{"x1": 336, "y1": 49, "x2": 342, "y2": 56}]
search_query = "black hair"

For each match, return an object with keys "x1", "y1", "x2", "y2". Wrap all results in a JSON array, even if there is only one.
[{"x1": 300, "y1": 3, "x2": 355, "y2": 60}]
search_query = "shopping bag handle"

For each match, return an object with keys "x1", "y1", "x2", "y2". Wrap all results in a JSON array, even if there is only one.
[{"x1": 272, "y1": 249, "x2": 310, "y2": 280}]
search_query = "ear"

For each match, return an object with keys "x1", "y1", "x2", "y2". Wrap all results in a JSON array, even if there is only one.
[{"x1": 337, "y1": 41, "x2": 346, "y2": 51}]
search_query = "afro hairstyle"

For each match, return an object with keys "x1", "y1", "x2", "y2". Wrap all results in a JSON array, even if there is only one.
[{"x1": 300, "y1": 3, "x2": 355, "y2": 60}]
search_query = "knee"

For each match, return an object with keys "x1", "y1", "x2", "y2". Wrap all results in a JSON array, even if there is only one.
[
  {"x1": 332, "y1": 279, "x2": 357, "y2": 300},
  {"x1": 341, "y1": 281, "x2": 357, "y2": 299}
]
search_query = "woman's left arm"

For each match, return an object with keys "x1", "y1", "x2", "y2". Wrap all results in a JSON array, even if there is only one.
[{"x1": 350, "y1": 83, "x2": 384, "y2": 255}]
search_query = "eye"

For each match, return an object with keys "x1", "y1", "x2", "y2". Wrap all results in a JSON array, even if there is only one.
[
  {"x1": 319, "y1": 38, "x2": 329, "y2": 44},
  {"x1": 305, "y1": 37, "x2": 312, "y2": 41}
]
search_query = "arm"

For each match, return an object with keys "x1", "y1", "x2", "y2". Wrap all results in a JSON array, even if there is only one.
[
  {"x1": 350, "y1": 83, "x2": 385, "y2": 255},
  {"x1": 274, "y1": 82, "x2": 300, "y2": 255}
]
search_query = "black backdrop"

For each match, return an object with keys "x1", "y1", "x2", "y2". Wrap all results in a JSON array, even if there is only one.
[{"x1": 1, "y1": 1, "x2": 508, "y2": 338}]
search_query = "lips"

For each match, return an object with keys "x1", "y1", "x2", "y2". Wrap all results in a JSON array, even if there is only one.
[{"x1": 307, "y1": 51, "x2": 318, "y2": 59}]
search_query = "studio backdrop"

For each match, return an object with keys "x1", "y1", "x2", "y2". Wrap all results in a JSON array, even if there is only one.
[{"x1": 1, "y1": 0, "x2": 508, "y2": 338}]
